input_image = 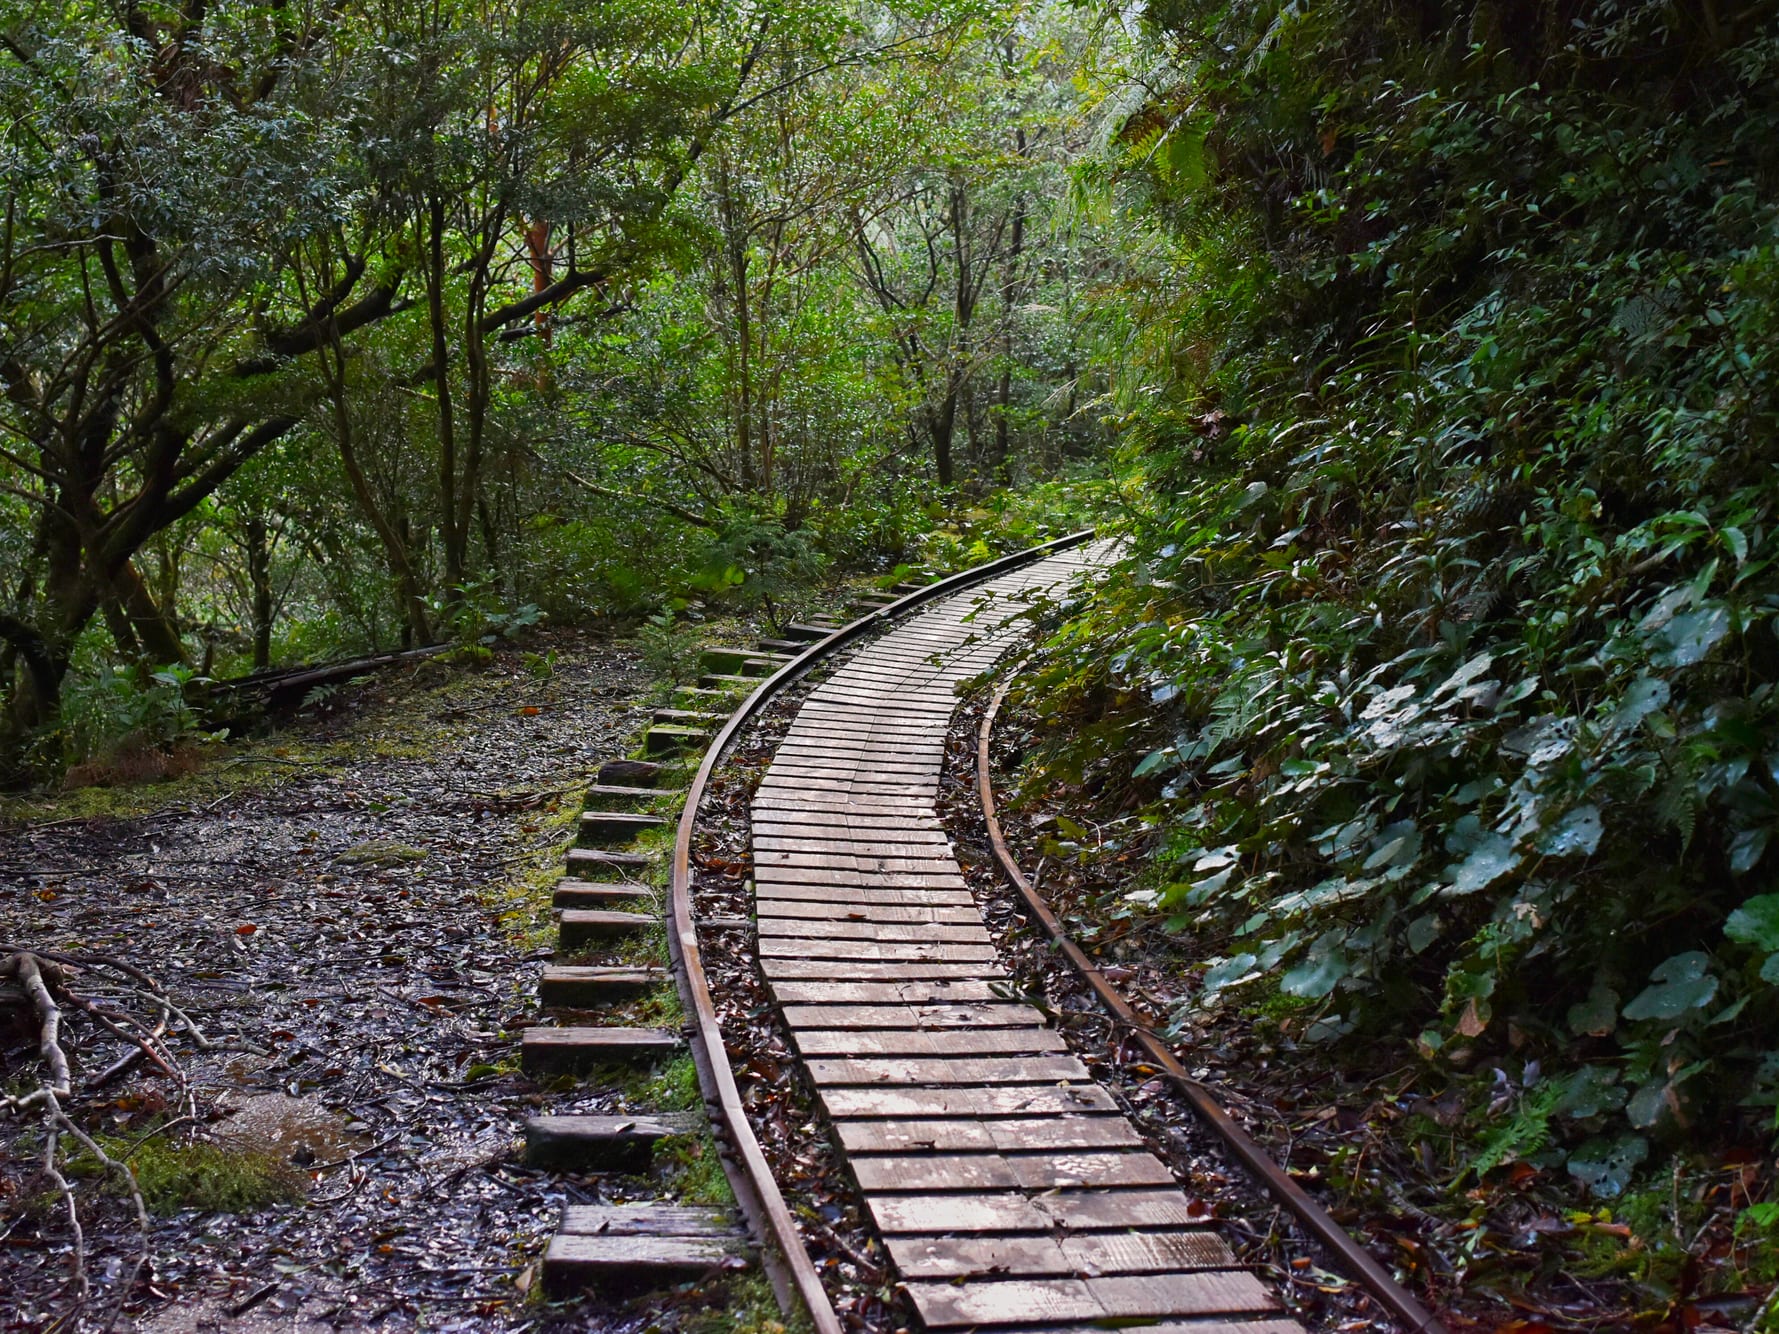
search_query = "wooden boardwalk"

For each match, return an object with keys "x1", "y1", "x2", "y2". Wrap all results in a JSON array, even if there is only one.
[{"x1": 753, "y1": 547, "x2": 1303, "y2": 1332}]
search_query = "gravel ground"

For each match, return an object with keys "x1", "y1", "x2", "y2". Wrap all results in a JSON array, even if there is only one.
[{"x1": 0, "y1": 631, "x2": 722, "y2": 1333}]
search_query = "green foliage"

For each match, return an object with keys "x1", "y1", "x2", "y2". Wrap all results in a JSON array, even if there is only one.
[{"x1": 1030, "y1": 0, "x2": 1779, "y2": 1188}]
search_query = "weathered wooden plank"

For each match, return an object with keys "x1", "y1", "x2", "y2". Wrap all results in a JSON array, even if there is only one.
[
  {"x1": 752, "y1": 884, "x2": 976, "y2": 906},
  {"x1": 541, "y1": 1234, "x2": 743, "y2": 1296},
  {"x1": 761, "y1": 958, "x2": 1007, "y2": 981},
  {"x1": 755, "y1": 902, "x2": 981, "y2": 924},
  {"x1": 869, "y1": 1188, "x2": 1207, "y2": 1235},
  {"x1": 769, "y1": 979, "x2": 1007, "y2": 1004},
  {"x1": 552, "y1": 881, "x2": 655, "y2": 908},
  {"x1": 754, "y1": 829, "x2": 953, "y2": 850},
  {"x1": 777, "y1": 1002, "x2": 1045, "y2": 1028},
  {"x1": 558, "y1": 908, "x2": 655, "y2": 950},
  {"x1": 988, "y1": 1323, "x2": 1304, "y2": 1334},
  {"x1": 905, "y1": 1271, "x2": 1280, "y2": 1328},
  {"x1": 520, "y1": 1026, "x2": 681, "y2": 1073},
  {"x1": 805, "y1": 1053, "x2": 1089, "y2": 1086},
  {"x1": 823, "y1": 1086, "x2": 1119, "y2": 1119},
  {"x1": 850, "y1": 1150, "x2": 1174, "y2": 1193},
  {"x1": 524, "y1": 1112, "x2": 697, "y2": 1170},
  {"x1": 832, "y1": 1114, "x2": 1137, "y2": 1153},
  {"x1": 756, "y1": 919, "x2": 991, "y2": 944},
  {"x1": 561, "y1": 1204, "x2": 740, "y2": 1236},
  {"x1": 885, "y1": 1228, "x2": 1236, "y2": 1280},
  {"x1": 758, "y1": 938, "x2": 999, "y2": 963},
  {"x1": 538, "y1": 965, "x2": 663, "y2": 1008},
  {"x1": 793, "y1": 1027, "x2": 1065, "y2": 1057},
  {"x1": 755, "y1": 866, "x2": 970, "y2": 888}
]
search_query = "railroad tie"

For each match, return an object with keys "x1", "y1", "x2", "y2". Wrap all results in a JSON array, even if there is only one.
[{"x1": 753, "y1": 544, "x2": 1306, "y2": 1333}]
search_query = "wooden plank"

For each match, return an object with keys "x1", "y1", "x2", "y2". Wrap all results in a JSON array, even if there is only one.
[
  {"x1": 793, "y1": 1028, "x2": 1065, "y2": 1057},
  {"x1": 561, "y1": 1203, "x2": 740, "y2": 1236},
  {"x1": 805, "y1": 1053, "x2": 1088, "y2": 1086},
  {"x1": 905, "y1": 1271, "x2": 1280, "y2": 1328},
  {"x1": 754, "y1": 866, "x2": 970, "y2": 888},
  {"x1": 778, "y1": 1002, "x2": 1044, "y2": 1028},
  {"x1": 520, "y1": 1026, "x2": 681, "y2": 1073},
  {"x1": 557, "y1": 908, "x2": 655, "y2": 950},
  {"x1": 885, "y1": 1228, "x2": 1236, "y2": 1280},
  {"x1": 762, "y1": 958, "x2": 1007, "y2": 981},
  {"x1": 538, "y1": 966, "x2": 663, "y2": 1008},
  {"x1": 753, "y1": 884, "x2": 976, "y2": 906},
  {"x1": 542, "y1": 1234, "x2": 743, "y2": 1296},
  {"x1": 754, "y1": 853, "x2": 961, "y2": 875},
  {"x1": 758, "y1": 939, "x2": 999, "y2": 963},
  {"x1": 754, "y1": 828, "x2": 953, "y2": 850},
  {"x1": 755, "y1": 902, "x2": 982, "y2": 924},
  {"x1": 757, "y1": 920, "x2": 990, "y2": 944},
  {"x1": 552, "y1": 882, "x2": 655, "y2": 908},
  {"x1": 769, "y1": 979, "x2": 1007, "y2": 1004},
  {"x1": 870, "y1": 1188, "x2": 1208, "y2": 1234},
  {"x1": 524, "y1": 1112, "x2": 697, "y2": 1169},
  {"x1": 832, "y1": 1114, "x2": 1137, "y2": 1153},
  {"x1": 823, "y1": 1085, "x2": 1117, "y2": 1118},
  {"x1": 850, "y1": 1150, "x2": 1174, "y2": 1193}
]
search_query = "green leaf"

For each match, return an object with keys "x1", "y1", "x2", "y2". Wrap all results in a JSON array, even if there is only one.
[
  {"x1": 1538, "y1": 805, "x2": 1602, "y2": 858},
  {"x1": 1647, "y1": 603, "x2": 1730, "y2": 668},
  {"x1": 1726, "y1": 894, "x2": 1779, "y2": 951},
  {"x1": 1282, "y1": 934, "x2": 1349, "y2": 999},
  {"x1": 1567, "y1": 1134, "x2": 1648, "y2": 1198},
  {"x1": 1447, "y1": 832, "x2": 1520, "y2": 894},
  {"x1": 1566, "y1": 983, "x2": 1619, "y2": 1037},
  {"x1": 1729, "y1": 827, "x2": 1769, "y2": 875},
  {"x1": 1201, "y1": 953, "x2": 1259, "y2": 994},
  {"x1": 1622, "y1": 952, "x2": 1718, "y2": 1021}
]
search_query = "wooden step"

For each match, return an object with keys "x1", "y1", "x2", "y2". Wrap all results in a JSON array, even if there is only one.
[
  {"x1": 581, "y1": 783, "x2": 666, "y2": 812},
  {"x1": 697, "y1": 646, "x2": 757, "y2": 675},
  {"x1": 646, "y1": 724, "x2": 714, "y2": 755},
  {"x1": 543, "y1": 1204, "x2": 750, "y2": 1296},
  {"x1": 565, "y1": 848, "x2": 654, "y2": 880},
  {"x1": 782, "y1": 623, "x2": 834, "y2": 642},
  {"x1": 756, "y1": 638, "x2": 805, "y2": 654},
  {"x1": 695, "y1": 672, "x2": 757, "y2": 690},
  {"x1": 559, "y1": 908, "x2": 655, "y2": 950},
  {"x1": 650, "y1": 707, "x2": 722, "y2": 726},
  {"x1": 524, "y1": 1112, "x2": 698, "y2": 1170},
  {"x1": 538, "y1": 965, "x2": 664, "y2": 1008},
  {"x1": 891, "y1": 581, "x2": 928, "y2": 594},
  {"x1": 579, "y1": 810, "x2": 669, "y2": 844},
  {"x1": 598, "y1": 758, "x2": 667, "y2": 788},
  {"x1": 521, "y1": 1026, "x2": 681, "y2": 1075},
  {"x1": 552, "y1": 881, "x2": 654, "y2": 909},
  {"x1": 739, "y1": 656, "x2": 790, "y2": 677}
]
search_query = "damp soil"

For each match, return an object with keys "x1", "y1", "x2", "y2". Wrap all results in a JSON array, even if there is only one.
[{"x1": 0, "y1": 631, "x2": 745, "y2": 1334}]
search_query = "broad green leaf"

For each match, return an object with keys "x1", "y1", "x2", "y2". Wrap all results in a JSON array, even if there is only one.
[
  {"x1": 1622, "y1": 951, "x2": 1718, "y2": 1021},
  {"x1": 1567, "y1": 1134, "x2": 1648, "y2": 1198},
  {"x1": 1647, "y1": 603, "x2": 1730, "y2": 668},
  {"x1": 1201, "y1": 953, "x2": 1259, "y2": 994},
  {"x1": 1726, "y1": 894, "x2": 1779, "y2": 951},
  {"x1": 1566, "y1": 983, "x2": 1619, "y2": 1037},
  {"x1": 1538, "y1": 805, "x2": 1602, "y2": 858},
  {"x1": 1447, "y1": 832, "x2": 1520, "y2": 894},
  {"x1": 1729, "y1": 827, "x2": 1769, "y2": 875}
]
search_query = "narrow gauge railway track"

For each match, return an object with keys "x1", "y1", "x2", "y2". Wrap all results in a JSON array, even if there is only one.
[{"x1": 666, "y1": 535, "x2": 1442, "y2": 1333}]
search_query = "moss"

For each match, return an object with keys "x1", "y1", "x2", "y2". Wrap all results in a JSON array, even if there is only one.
[
  {"x1": 646, "y1": 1054, "x2": 702, "y2": 1111},
  {"x1": 654, "y1": 1131, "x2": 733, "y2": 1206},
  {"x1": 69, "y1": 1135, "x2": 305, "y2": 1214}
]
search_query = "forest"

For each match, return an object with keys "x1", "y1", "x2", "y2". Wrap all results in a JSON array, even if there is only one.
[{"x1": 5, "y1": 0, "x2": 1779, "y2": 1330}]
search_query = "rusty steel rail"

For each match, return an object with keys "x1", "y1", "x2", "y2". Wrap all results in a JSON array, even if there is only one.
[
  {"x1": 977, "y1": 673, "x2": 1449, "y2": 1334},
  {"x1": 666, "y1": 531, "x2": 1095, "y2": 1330}
]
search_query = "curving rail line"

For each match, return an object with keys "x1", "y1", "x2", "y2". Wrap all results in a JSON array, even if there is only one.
[{"x1": 667, "y1": 533, "x2": 1442, "y2": 1332}]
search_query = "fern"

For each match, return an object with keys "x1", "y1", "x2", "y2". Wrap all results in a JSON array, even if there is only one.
[{"x1": 1463, "y1": 1083, "x2": 1563, "y2": 1184}]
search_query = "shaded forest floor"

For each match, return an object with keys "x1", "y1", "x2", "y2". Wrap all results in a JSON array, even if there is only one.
[{"x1": 0, "y1": 632, "x2": 743, "y2": 1332}]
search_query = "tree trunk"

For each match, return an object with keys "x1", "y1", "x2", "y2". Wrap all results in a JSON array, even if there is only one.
[
  {"x1": 425, "y1": 191, "x2": 463, "y2": 595},
  {"x1": 246, "y1": 514, "x2": 274, "y2": 670}
]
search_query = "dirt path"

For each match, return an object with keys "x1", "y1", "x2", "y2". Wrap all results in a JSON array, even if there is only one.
[{"x1": 1, "y1": 632, "x2": 656, "y2": 1333}]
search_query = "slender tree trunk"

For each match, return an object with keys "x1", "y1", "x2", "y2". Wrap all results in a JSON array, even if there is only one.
[
  {"x1": 992, "y1": 186, "x2": 1026, "y2": 482},
  {"x1": 246, "y1": 514, "x2": 273, "y2": 670},
  {"x1": 424, "y1": 191, "x2": 462, "y2": 594}
]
